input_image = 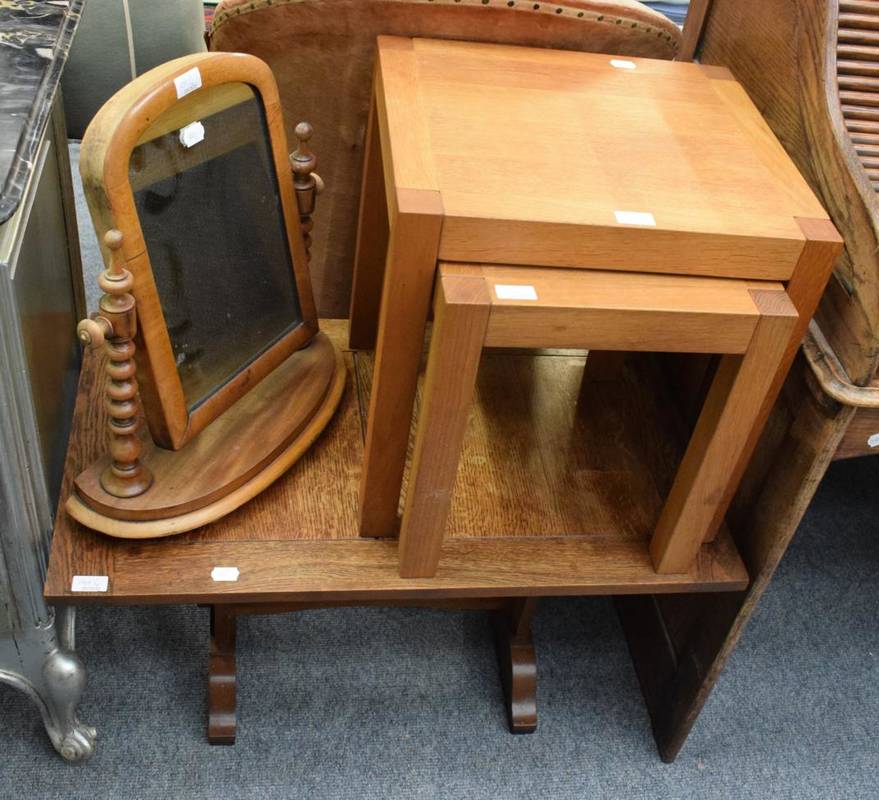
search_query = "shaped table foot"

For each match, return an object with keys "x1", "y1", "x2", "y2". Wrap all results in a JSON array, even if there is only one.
[
  {"x1": 492, "y1": 598, "x2": 538, "y2": 734},
  {"x1": 208, "y1": 605, "x2": 237, "y2": 745}
]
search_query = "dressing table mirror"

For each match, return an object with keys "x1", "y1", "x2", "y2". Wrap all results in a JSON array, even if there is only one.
[{"x1": 68, "y1": 52, "x2": 345, "y2": 538}]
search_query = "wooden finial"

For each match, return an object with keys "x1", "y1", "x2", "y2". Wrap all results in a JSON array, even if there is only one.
[
  {"x1": 290, "y1": 121, "x2": 323, "y2": 262},
  {"x1": 76, "y1": 229, "x2": 153, "y2": 498}
]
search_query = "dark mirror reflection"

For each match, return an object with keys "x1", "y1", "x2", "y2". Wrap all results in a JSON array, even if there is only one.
[{"x1": 129, "y1": 82, "x2": 302, "y2": 411}]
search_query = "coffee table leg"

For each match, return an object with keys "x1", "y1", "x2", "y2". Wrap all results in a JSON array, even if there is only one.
[
  {"x1": 208, "y1": 605, "x2": 237, "y2": 745},
  {"x1": 492, "y1": 598, "x2": 538, "y2": 734},
  {"x1": 650, "y1": 288, "x2": 797, "y2": 573},
  {"x1": 349, "y1": 81, "x2": 390, "y2": 350},
  {"x1": 358, "y1": 193, "x2": 443, "y2": 538},
  {"x1": 398, "y1": 273, "x2": 490, "y2": 576}
]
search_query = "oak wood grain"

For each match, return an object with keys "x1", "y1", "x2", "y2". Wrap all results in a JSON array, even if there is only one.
[
  {"x1": 357, "y1": 198, "x2": 443, "y2": 538},
  {"x1": 478, "y1": 265, "x2": 763, "y2": 353},
  {"x1": 650, "y1": 288, "x2": 798, "y2": 573},
  {"x1": 348, "y1": 68, "x2": 390, "y2": 351},
  {"x1": 45, "y1": 320, "x2": 749, "y2": 603},
  {"x1": 398, "y1": 274, "x2": 491, "y2": 577},
  {"x1": 401, "y1": 36, "x2": 824, "y2": 279}
]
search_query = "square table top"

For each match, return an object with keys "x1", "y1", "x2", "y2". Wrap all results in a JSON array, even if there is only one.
[{"x1": 374, "y1": 36, "x2": 830, "y2": 281}]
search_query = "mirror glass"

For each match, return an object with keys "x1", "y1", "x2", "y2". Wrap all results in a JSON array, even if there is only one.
[{"x1": 128, "y1": 82, "x2": 302, "y2": 411}]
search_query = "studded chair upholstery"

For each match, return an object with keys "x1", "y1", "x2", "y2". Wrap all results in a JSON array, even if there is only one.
[{"x1": 210, "y1": 0, "x2": 682, "y2": 316}]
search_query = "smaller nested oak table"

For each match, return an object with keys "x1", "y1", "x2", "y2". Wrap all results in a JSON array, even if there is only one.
[{"x1": 350, "y1": 36, "x2": 842, "y2": 556}]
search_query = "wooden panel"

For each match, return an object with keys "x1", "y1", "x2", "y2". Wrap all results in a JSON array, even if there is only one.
[
  {"x1": 612, "y1": 2, "x2": 859, "y2": 762},
  {"x1": 838, "y1": 2, "x2": 879, "y2": 200},
  {"x1": 472, "y1": 264, "x2": 762, "y2": 353},
  {"x1": 678, "y1": 0, "x2": 713, "y2": 62},
  {"x1": 348, "y1": 72, "x2": 391, "y2": 351},
  {"x1": 438, "y1": 220, "x2": 803, "y2": 281},
  {"x1": 49, "y1": 534, "x2": 746, "y2": 606},
  {"x1": 701, "y1": 0, "x2": 879, "y2": 385}
]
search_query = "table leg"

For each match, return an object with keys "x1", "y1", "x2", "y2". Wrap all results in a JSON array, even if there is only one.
[
  {"x1": 398, "y1": 273, "x2": 490, "y2": 576},
  {"x1": 208, "y1": 605, "x2": 237, "y2": 745},
  {"x1": 358, "y1": 192, "x2": 443, "y2": 538},
  {"x1": 349, "y1": 80, "x2": 390, "y2": 350},
  {"x1": 650, "y1": 288, "x2": 797, "y2": 573},
  {"x1": 492, "y1": 598, "x2": 538, "y2": 734}
]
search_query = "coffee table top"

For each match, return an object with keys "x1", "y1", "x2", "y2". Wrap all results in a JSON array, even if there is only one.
[{"x1": 375, "y1": 36, "x2": 829, "y2": 281}]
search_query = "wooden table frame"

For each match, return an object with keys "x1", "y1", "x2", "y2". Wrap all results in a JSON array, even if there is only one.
[
  {"x1": 398, "y1": 264, "x2": 797, "y2": 578},
  {"x1": 342, "y1": 36, "x2": 843, "y2": 762},
  {"x1": 46, "y1": 321, "x2": 751, "y2": 750},
  {"x1": 207, "y1": 596, "x2": 539, "y2": 744}
]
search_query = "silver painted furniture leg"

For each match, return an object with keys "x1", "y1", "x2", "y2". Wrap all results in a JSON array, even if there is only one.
[
  {"x1": 0, "y1": 97, "x2": 93, "y2": 760},
  {"x1": 0, "y1": 606, "x2": 95, "y2": 761}
]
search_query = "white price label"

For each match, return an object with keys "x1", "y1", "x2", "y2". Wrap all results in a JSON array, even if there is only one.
[
  {"x1": 71, "y1": 575, "x2": 109, "y2": 593},
  {"x1": 610, "y1": 59, "x2": 637, "y2": 70},
  {"x1": 174, "y1": 66, "x2": 202, "y2": 99},
  {"x1": 211, "y1": 566, "x2": 240, "y2": 582},
  {"x1": 495, "y1": 284, "x2": 538, "y2": 301},
  {"x1": 867, "y1": 433, "x2": 879, "y2": 449},
  {"x1": 179, "y1": 121, "x2": 205, "y2": 148},
  {"x1": 615, "y1": 210, "x2": 656, "y2": 227}
]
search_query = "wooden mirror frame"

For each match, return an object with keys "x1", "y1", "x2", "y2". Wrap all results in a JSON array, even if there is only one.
[{"x1": 80, "y1": 52, "x2": 319, "y2": 450}]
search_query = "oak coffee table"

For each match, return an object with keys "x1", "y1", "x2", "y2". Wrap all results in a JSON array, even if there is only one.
[{"x1": 350, "y1": 36, "x2": 842, "y2": 556}]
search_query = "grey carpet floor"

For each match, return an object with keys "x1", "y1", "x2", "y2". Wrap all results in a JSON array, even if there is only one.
[{"x1": 1, "y1": 145, "x2": 877, "y2": 799}]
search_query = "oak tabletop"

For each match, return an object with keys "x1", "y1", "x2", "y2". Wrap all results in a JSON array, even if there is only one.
[
  {"x1": 375, "y1": 36, "x2": 830, "y2": 280},
  {"x1": 45, "y1": 321, "x2": 748, "y2": 604}
]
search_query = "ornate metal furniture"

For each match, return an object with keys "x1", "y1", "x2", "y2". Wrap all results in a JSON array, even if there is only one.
[{"x1": 0, "y1": 0, "x2": 94, "y2": 761}]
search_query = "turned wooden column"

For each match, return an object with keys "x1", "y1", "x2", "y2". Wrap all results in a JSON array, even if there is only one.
[
  {"x1": 76, "y1": 229, "x2": 152, "y2": 498},
  {"x1": 290, "y1": 121, "x2": 322, "y2": 262}
]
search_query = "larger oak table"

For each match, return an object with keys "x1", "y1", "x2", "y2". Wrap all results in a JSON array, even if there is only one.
[{"x1": 47, "y1": 320, "x2": 751, "y2": 747}]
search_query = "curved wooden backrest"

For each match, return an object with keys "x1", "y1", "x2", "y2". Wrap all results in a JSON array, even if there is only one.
[
  {"x1": 700, "y1": 0, "x2": 879, "y2": 389},
  {"x1": 209, "y1": 0, "x2": 683, "y2": 317}
]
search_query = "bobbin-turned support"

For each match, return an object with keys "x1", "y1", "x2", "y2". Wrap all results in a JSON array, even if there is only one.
[
  {"x1": 290, "y1": 121, "x2": 323, "y2": 262},
  {"x1": 76, "y1": 230, "x2": 153, "y2": 499}
]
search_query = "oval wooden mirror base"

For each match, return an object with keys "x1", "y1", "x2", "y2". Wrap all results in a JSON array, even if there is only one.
[{"x1": 66, "y1": 332, "x2": 345, "y2": 539}]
